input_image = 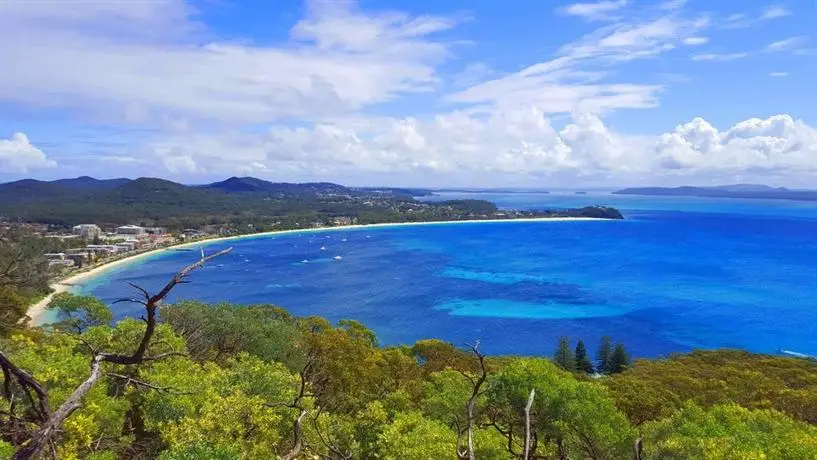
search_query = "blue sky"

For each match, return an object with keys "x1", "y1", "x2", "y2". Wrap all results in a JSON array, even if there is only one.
[{"x1": 0, "y1": 0, "x2": 815, "y2": 187}]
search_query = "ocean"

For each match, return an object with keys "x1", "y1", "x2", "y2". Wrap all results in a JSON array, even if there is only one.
[{"x1": 79, "y1": 192, "x2": 817, "y2": 358}]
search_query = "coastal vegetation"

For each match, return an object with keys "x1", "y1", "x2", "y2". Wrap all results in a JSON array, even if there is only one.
[{"x1": 0, "y1": 247, "x2": 815, "y2": 458}]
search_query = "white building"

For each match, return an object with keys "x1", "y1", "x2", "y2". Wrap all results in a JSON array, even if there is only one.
[
  {"x1": 117, "y1": 225, "x2": 146, "y2": 236},
  {"x1": 72, "y1": 224, "x2": 102, "y2": 239}
]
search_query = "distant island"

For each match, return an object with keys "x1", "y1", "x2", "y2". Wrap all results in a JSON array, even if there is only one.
[{"x1": 614, "y1": 184, "x2": 817, "y2": 202}]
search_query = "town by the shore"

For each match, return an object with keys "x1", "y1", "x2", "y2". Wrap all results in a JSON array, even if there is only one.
[{"x1": 28, "y1": 216, "x2": 605, "y2": 324}]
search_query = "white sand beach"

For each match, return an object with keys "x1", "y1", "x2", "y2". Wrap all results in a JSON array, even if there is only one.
[{"x1": 27, "y1": 216, "x2": 602, "y2": 324}]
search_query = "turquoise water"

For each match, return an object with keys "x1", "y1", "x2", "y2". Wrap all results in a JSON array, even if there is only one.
[{"x1": 81, "y1": 192, "x2": 817, "y2": 357}]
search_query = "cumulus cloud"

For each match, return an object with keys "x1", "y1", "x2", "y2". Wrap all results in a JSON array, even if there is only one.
[
  {"x1": 124, "y1": 111, "x2": 816, "y2": 186},
  {"x1": 657, "y1": 115, "x2": 817, "y2": 173},
  {"x1": 0, "y1": 133, "x2": 57, "y2": 173}
]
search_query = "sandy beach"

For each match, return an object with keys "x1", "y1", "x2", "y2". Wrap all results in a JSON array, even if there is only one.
[{"x1": 28, "y1": 216, "x2": 601, "y2": 324}]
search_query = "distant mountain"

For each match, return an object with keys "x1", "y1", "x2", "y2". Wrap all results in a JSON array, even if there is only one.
[
  {"x1": 51, "y1": 176, "x2": 131, "y2": 190},
  {"x1": 204, "y1": 176, "x2": 351, "y2": 195},
  {"x1": 614, "y1": 185, "x2": 817, "y2": 201}
]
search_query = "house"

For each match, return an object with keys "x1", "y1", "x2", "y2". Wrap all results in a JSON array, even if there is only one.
[
  {"x1": 116, "y1": 225, "x2": 146, "y2": 236},
  {"x1": 72, "y1": 224, "x2": 102, "y2": 239},
  {"x1": 331, "y1": 216, "x2": 355, "y2": 226},
  {"x1": 48, "y1": 259, "x2": 75, "y2": 268}
]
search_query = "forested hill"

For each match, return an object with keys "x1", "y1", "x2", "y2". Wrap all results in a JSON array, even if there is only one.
[
  {"x1": 614, "y1": 184, "x2": 817, "y2": 201},
  {"x1": 0, "y1": 176, "x2": 621, "y2": 229},
  {"x1": 0, "y1": 176, "x2": 434, "y2": 228}
]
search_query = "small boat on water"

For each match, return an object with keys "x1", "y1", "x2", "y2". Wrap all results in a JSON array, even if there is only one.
[
  {"x1": 320, "y1": 246, "x2": 327, "y2": 251},
  {"x1": 333, "y1": 255, "x2": 342, "y2": 260},
  {"x1": 301, "y1": 259, "x2": 309, "y2": 263}
]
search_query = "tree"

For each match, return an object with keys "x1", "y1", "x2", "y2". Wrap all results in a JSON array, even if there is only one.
[
  {"x1": 553, "y1": 336, "x2": 575, "y2": 371},
  {"x1": 48, "y1": 292, "x2": 113, "y2": 333},
  {"x1": 575, "y1": 340, "x2": 594, "y2": 374},
  {"x1": 377, "y1": 411, "x2": 457, "y2": 460},
  {"x1": 0, "y1": 229, "x2": 51, "y2": 334},
  {"x1": 609, "y1": 344, "x2": 630, "y2": 374},
  {"x1": 597, "y1": 336, "x2": 613, "y2": 374},
  {"x1": 485, "y1": 358, "x2": 636, "y2": 459},
  {"x1": 642, "y1": 403, "x2": 817, "y2": 458}
]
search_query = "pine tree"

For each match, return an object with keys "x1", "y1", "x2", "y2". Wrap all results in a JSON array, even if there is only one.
[
  {"x1": 597, "y1": 336, "x2": 613, "y2": 374},
  {"x1": 609, "y1": 343, "x2": 631, "y2": 374},
  {"x1": 553, "y1": 336, "x2": 575, "y2": 371},
  {"x1": 574, "y1": 340, "x2": 594, "y2": 374}
]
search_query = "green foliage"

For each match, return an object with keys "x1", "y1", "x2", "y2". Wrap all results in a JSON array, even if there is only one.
[
  {"x1": 160, "y1": 301, "x2": 302, "y2": 368},
  {"x1": 486, "y1": 358, "x2": 636, "y2": 459},
  {"x1": 575, "y1": 339, "x2": 594, "y2": 374},
  {"x1": 553, "y1": 336, "x2": 575, "y2": 371},
  {"x1": 48, "y1": 292, "x2": 113, "y2": 332},
  {"x1": 0, "y1": 228, "x2": 52, "y2": 333},
  {"x1": 377, "y1": 411, "x2": 457, "y2": 460},
  {"x1": 604, "y1": 349, "x2": 817, "y2": 426},
  {"x1": 642, "y1": 403, "x2": 817, "y2": 459}
]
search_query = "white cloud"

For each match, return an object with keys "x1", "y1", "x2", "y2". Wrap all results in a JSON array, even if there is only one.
[
  {"x1": 682, "y1": 36, "x2": 709, "y2": 46},
  {"x1": 760, "y1": 5, "x2": 792, "y2": 20},
  {"x1": 0, "y1": 133, "x2": 57, "y2": 173},
  {"x1": 722, "y1": 5, "x2": 792, "y2": 29},
  {"x1": 121, "y1": 111, "x2": 817, "y2": 187},
  {"x1": 769, "y1": 72, "x2": 789, "y2": 77},
  {"x1": 445, "y1": 12, "x2": 709, "y2": 116},
  {"x1": 658, "y1": 115, "x2": 817, "y2": 174},
  {"x1": 691, "y1": 52, "x2": 749, "y2": 61},
  {"x1": 766, "y1": 36, "x2": 808, "y2": 52},
  {"x1": 0, "y1": 0, "x2": 457, "y2": 124},
  {"x1": 558, "y1": 0, "x2": 628, "y2": 21}
]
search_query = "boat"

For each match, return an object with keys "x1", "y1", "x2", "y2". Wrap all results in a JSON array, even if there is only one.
[
  {"x1": 333, "y1": 255, "x2": 342, "y2": 260},
  {"x1": 301, "y1": 259, "x2": 309, "y2": 263},
  {"x1": 320, "y1": 246, "x2": 326, "y2": 251}
]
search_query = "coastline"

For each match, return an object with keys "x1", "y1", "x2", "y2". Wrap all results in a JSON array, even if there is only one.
[{"x1": 28, "y1": 216, "x2": 605, "y2": 325}]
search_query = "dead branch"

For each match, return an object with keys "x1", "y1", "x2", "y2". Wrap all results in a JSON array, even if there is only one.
[{"x1": 455, "y1": 341, "x2": 489, "y2": 460}]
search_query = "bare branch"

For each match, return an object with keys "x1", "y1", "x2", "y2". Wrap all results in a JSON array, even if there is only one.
[
  {"x1": 107, "y1": 373, "x2": 192, "y2": 395},
  {"x1": 101, "y1": 248, "x2": 233, "y2": 366}
]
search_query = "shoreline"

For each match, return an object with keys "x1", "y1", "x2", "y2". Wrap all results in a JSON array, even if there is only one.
[{"x1": 28, "y1": 216, "x2": 606, "y2": 324}]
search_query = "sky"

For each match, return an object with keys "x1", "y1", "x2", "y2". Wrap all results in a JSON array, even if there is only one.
[{"x1": 0, "y1": 0, "x2": 815, "y2": 188}]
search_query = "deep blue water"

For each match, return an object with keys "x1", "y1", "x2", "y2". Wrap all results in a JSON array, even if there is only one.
[{"x1": 80, "y1": 192, "x2": 817, "y2": 358}]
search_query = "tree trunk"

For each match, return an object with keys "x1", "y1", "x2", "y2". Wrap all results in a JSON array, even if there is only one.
[{"x1": 523, "y1": 388, "x2": 535, "y2": 460}]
